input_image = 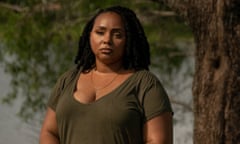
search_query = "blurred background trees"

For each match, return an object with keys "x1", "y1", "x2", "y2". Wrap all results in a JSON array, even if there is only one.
[
  {"x1": 2, "y1": 0, "x2": 238, "y2": 143},
  {"x1": 0, "y1": 0, "x2": 194, "y2": 143}
]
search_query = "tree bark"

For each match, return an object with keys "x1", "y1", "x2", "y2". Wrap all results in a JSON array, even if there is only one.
[
  {"x1": 152, "y1": 0, "x2": 240, "y2": 143},
  {"x1": 191, "y1": 1, "x2": 240, "y2": 143}
]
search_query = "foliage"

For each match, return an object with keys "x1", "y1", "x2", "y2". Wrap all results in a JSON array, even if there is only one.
[{"x1": 0, "y1": 0, "x2": 193, "y2": 121}]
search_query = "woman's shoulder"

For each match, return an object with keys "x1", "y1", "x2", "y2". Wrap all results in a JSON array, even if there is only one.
[
  {"x1": 56, "y1": 65, "x2": 79, "y2": 83},
  {"x1": 135, "y1": 69, "x2": 159, "y2": 82}
]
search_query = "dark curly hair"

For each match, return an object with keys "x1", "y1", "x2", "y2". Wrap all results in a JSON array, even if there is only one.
[{"x1": 74, "y1": 5, "x2": 150, "y2": 72}]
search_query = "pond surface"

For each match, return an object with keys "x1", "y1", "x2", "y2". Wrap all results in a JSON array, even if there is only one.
[{"x1": 0, "y1": 66, "x2": 39, "y2": 144}]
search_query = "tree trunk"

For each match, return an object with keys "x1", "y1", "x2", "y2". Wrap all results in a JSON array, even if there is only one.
[
  {"x1": 189, "y1": 1, "x2": 240, "y2": 143},
  {"x1": 152, "y1": 0, "x2": 240, "y2": 143}
]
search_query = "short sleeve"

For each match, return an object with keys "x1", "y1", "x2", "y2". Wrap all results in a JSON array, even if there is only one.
[
  {"x1": 47, "y1": 75, "x2": 65, "y2": 111},
  {"x1": 47, "y1": 66, "x2": 78, "y2": 111},
  {"x1": 140, "y1": 72, "x2": 173, "y2": 121}
]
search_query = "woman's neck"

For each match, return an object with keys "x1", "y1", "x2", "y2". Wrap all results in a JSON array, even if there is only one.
[{"x1": 94, "y1": 62, "x2": 123, "y2": 74}]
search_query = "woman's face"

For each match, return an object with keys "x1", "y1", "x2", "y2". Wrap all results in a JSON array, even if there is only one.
[{"x1": 90, "y1": 12, "x2": 126, "y2": 65}]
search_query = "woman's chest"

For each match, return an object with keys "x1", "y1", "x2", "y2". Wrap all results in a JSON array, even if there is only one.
[
  {"x1": 73, "y1": 71, "x2": 134, "y2": 104},
  {"x1": 56, "y1": 85, "x2": 143, "y2": 128}
]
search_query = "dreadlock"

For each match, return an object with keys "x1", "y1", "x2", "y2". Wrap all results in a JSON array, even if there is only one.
[{"x1": 74, "y1": 5, "x2": 150, "y2": 72}]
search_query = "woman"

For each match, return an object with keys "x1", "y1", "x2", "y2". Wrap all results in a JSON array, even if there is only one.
[{"x1": 40, "y1": 5, "x2": 173, "y2": 144}]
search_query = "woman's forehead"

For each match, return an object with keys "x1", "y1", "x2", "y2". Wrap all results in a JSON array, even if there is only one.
[{"x1": 93, "y1": 12, "x2": 124, "y2": 29}]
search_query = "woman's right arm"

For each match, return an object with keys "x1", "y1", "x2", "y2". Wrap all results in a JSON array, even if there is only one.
[{"x1": 40, "y1": 108, "x2": 60, "y2": 144}]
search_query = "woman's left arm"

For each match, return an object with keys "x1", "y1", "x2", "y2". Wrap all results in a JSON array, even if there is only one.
[{"x1": 143, "y1": 112, "x2": 173, "y2": 144}]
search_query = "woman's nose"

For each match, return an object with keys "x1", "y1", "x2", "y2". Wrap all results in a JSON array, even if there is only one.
[{"x1": 103, "y1": 33, "x2": 112, "y2": 44}]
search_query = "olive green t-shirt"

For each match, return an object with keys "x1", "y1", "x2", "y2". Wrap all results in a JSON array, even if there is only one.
[{"x1": 48, "y1": 66, "x2": 173, "y2": 144}]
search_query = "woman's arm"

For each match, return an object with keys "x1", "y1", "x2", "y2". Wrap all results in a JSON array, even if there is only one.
[
  {"x1": 40, "y1": 108, "x2": 60, "y2": 144},
  {"x1": 143, "y1": 112, "x2": 173, "y2": 144}
]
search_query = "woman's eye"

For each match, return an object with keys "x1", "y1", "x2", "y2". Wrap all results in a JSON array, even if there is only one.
[
  {"x1": 114, "y1": 33, "x2": 123, "y2": 38},
  {"x1": 96, "y1": 31, "x2": 104, "y2": 35}
]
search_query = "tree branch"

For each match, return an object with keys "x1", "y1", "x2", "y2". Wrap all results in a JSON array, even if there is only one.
[
  {"x1": 150, "y1": 0, "x2": 190, "y2": 20},
  {"x1": 150, "y1": 10, "x2": 176, "y2": 17},
  {"x1": 0, "y1": 2, "x2": 61, "y2": 13},
  {"x1": 0, "y1": 2, "x2": 27, "y2": 13}
]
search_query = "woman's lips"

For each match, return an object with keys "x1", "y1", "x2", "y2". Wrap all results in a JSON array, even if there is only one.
[{"x1": 99, "y1": 48, "x2": 113, "y2": 54}]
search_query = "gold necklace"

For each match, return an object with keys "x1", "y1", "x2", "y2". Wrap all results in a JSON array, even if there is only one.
[{"x1": 91, "y1": 69, "x2": 120, "y2": 91}]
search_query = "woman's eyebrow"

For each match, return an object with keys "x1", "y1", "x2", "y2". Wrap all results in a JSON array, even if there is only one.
[
  {"x1": 95, "y1": 26, "x2": 106, "y2": 30},
  {"x1": 95, "y1": 26, "x2": 124, "y2": 31},
  {"x1": 112, "y1": 29, "x2": 125, "y2": 33}
]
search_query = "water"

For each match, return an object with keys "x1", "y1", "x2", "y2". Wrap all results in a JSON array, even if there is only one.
[{"x1": 0, "y1": 66, "x2": 39, "y2": 144}]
